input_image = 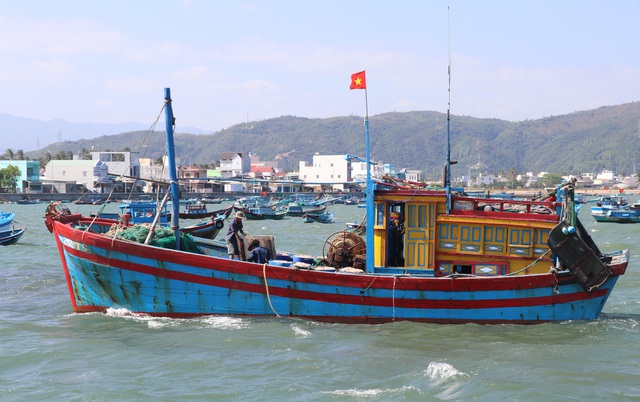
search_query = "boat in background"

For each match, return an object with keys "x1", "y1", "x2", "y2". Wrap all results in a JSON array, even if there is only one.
[
  {"x1": 94, "y1": 200, "x2": 230, "y2": 239},
  {"x1": 239, "y1": 205, "x2": 289, "y2": 220},
  {"x1": 44, "y1": 88, "x2": 629, "y2": 324},
  {"x1": 592, "y1": 208, "x2": 640, "y2": 223},
  {"x1": 0, "y1": 211, "x2": 16, "y2": 231},
  {"x1": 302, "y1": 210, "x2": 334, "y2": 223},
  {"x1": 287, "y1": 204, "x2": 327, "y2": 217},
  {"x1": 0, "y1": 226, "x2": 26, "y2": 246}
]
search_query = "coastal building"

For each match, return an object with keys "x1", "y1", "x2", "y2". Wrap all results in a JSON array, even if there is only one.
[
  {"x1": 90, "y1": 151, "x2": 142, "y2": 192},
  {"x1": 594, "y1": 170, "x2": 616, "y2": 188},
  {"x1": 139, "y1": 157, "x2": 169, "y2": 193},
  {"x1": 0, "y1": 160, "x2": 41, "y2": 193},
  {"x1": 299, "y1": 154, "x2": 352, "y2": 191},
  {"x1": 42, "y1": 159, "x2": 110, "y2": 193},
  {"x1": 220, "y1": 152, "x2": 251, "y2": 178}
]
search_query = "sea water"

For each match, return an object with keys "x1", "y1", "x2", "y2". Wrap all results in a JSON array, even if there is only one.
[{"x1": 1, "y1": 202, "x2": 639, "y2": 401}]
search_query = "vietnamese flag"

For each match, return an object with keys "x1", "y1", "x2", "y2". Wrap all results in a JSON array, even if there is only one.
[{"x1": 350, "y1": 70, "x2": 366, "y2": 90}]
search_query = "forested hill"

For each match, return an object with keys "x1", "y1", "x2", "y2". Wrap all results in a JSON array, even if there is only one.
[{"x1": 31, "y1": 101, "x2": 640, "y2": 179}]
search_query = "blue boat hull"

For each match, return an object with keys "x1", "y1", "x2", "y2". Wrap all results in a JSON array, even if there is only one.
[{"x1": 53, "y1": 222, "x2": 624, "y2": 323}]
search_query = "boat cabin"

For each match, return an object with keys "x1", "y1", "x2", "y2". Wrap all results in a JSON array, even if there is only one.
[{"x1": 372, "y1": 189, "x2": 559, "y2": 277}]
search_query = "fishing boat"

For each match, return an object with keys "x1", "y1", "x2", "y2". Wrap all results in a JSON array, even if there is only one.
[
  {"x1": 167, "y1": 204, "x2": 234, "y2": 221},
  {"x1": 44, "y1": 88, "x2": 629, "y2": 324},
  {"x1": 238, "y1": 205, "x2": 289, "y2": 220},
  {"x1": 590, "y1": 194, "x2": 629, "y2": 215},
  {"x1": 592, "y1": 208, "x2": 640, "y2": 223},
  {"x1": 94, "y1": 200, "x2": 229, "y2": 239},
  {"x1": 178, "y1": 202, "x2": 210, "y2": 219},
  {"x1": 287, "y1": 204, "x2": 327, "y2": 217},
  {"x1": 0, "y1": 226, "x2": 26, "y2": 246},
  {"x1": 182, "y1": 206, "x2": 232, "y2": 240},
  {"x1": 302, "y1": 211, "x2": 334, "y2": 223},
  {"x1": 0, "y1": 211, "x2": 16, "y2": 231}
]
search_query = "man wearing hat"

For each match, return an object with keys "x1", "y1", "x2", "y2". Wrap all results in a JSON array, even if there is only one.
[{"x1": 225, "y1": 211, "x2": 247, "y2": 260}]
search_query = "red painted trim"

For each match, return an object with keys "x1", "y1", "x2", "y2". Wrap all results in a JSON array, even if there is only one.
[{"x1": 61, "y1": 239, "x2": 610, "y2": 310}]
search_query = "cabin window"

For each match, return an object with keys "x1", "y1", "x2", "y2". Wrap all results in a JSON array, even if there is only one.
[
  {"x1": 453, "y1": 264, "x2": 472, "y2": 275},
  {"x1": 375, "y1": 203, "x2": 385, "y2": 226}
]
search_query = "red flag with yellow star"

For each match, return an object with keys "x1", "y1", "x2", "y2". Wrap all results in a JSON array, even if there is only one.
[{"x1": 350, "y1": 70, "x2": 366, "y2": 90}]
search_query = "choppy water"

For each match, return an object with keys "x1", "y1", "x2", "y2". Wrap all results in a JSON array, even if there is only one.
[{"x1": 1, "y1": 202, "x2": 639, "y2": 401}]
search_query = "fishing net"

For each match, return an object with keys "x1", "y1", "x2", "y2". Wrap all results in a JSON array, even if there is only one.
[{"x1": 113, "y1": 224, "x2": 204, "y2": 254}]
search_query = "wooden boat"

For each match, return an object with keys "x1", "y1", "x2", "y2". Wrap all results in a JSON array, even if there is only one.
[
  {"x1": 344, "y1": 197, "x2": 360, "y2": 205},
  {"x1": 179, "y1": 202, "x2": 209, "y2": 219},
  {"x1": 286, "y1": 204, "x2": 326, "y2": 217},
  {"x1": 167, "y1": 204, "x2": 234, "y2": 221},
  {"x1": 182, "y1": 217, "x2": 226, "y2": 240},
  {"x1": 0, "y1": 211, "x2": 16, "y2": 231},
  {"x1": 592, "y1": 208, "x2": 640, "y2": 223},
  {"x1": 0, "y1": 226, "x2": 26, "y2": 246},
  {"x1": 94, "y1": 201, "x2": 229, "y2": 239},
  {"x1": 239, "y1": 205, "x2": 289, "y2": 220},
  {"x1": 44, "y1": 88, "x2": 629, "y2": 324},
  {"x1": 182, "y1": 205, "x2": 233, "y2": 239},
  {"x1": 302, "y1": 211, "x2": 334, "y2": 223},
  {"x1": 590, "y1": 194, "x2": 629, "y2": 215},
  {"x1": 73, "y1": 197, "x2": 103, "y2": 205}
]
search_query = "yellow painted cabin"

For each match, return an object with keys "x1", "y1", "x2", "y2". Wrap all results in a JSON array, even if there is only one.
[{"x1": 372, "y1": 190, "x2": 560, "y2": 276}]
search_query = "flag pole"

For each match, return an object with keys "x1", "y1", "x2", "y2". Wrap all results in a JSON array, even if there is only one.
[
  {"x1": 350, "y1": 70, "x2": 374, "y2": 272},
  {"x1": 364, "y1": 88, "x2": 374, "y2": 273}
]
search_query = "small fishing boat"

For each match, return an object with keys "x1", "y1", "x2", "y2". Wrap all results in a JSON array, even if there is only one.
[
  {"x1": 94, "y1": 200, "x2": 229, "y2": 239},
  {"x1": 44, "y1": 88, "x2": 629, "y2": 324},
  {"x1": 287, "y1": 204, "x2": 327, "y2": 217},
  {"x1": 302, "y1": 211, "x2": 334, "y2": 223},
  {"x1": 182, "y1": 217, "x2": 226, "y2": 240},
  {"x1": 592, "y1": 208, "x2": 640, "y2": 223},
  {"x1": 590, "y1": 194, "x2": 629, "y2": 215},
  {"x1": 179, "y1": 202, "x2": 209, "y2": 219},
  {"x1": 0, "y1": 211, "x2": 16, "y2": 231},
  {"x1": 167, "y1": 204, "x2": 234, "y2": 221},
  {"x1": 344, "y1": 197, "x2": 360, "y2": 205},
  {"x1": 0, "y1": 226, "x2": 26, "y2": 246},
  {"x1": 73, "y1": 197, "x2": 103, "y2": 205},
  {"x1": 239, "y1": 205, "x2": 289, "y2": 220}
]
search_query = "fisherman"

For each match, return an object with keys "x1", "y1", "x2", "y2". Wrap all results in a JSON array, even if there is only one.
[
  {"x1": 225, "y1": 211, "x2": 247, "y2": 260},
  {"x1": 246, "y1": 239, "x2": 271, "y2": 264}
]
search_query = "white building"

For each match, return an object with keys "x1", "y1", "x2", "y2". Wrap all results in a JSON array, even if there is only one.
[
  {"x1": 90, "y1": 151, "x2": 141, "y2": 190},
  {"x1": 298, "y1": 154, "x2": 353, "y2": 191},
  {"x1": 220, "y1": 152, "x2": 251, "y2": 178},
  {"x1": 139, "y1": 157, "x2": 170, "y2": 193},
  {"x1": 43, "y1": 160, "x2": 110, "y2": 192}
]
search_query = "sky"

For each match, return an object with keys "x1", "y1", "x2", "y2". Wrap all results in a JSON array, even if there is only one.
[{"x1": 0, "y1": 0, "x2": 638, "y2": 138}]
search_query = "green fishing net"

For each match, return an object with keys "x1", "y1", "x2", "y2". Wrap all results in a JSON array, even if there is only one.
[{"x1": 117, "y1": 225, "x2": 204, "y2": 254}]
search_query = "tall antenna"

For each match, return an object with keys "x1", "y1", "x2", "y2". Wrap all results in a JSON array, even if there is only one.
[{"x1": 445, "y1": 7, "x2": 453, "y2": 213}]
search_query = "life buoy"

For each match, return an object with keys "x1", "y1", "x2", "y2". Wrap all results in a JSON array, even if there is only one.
[{"x1": 619, "y1": 188, "x2": 624, "y2": 194}]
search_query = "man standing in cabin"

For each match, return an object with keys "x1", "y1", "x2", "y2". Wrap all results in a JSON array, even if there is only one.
[{"x1": 226, "y1": 211, "x2": 247, "y2": 260}]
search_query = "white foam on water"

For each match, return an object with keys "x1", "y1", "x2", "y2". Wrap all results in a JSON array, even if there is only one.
[
  {"x1": 291, "y1": 324, "x2": 311, "y2": 338},
  {"x1": 326, "y1": 386, "x2": 419, "y2": 398},
  {"x1": 102, "y1": 308, "x2": 250, "y2": 329},
  {"x1": 198, "y1": 315, "x2": 251, "y2": 330},
  {"x1": 425, "y1": 361, "x2": 467, "y2": 384}
]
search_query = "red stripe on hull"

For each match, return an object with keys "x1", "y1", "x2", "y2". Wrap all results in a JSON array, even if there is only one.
[{"x1": 61, "y1": 238, "x2": 609, "y2": 311}]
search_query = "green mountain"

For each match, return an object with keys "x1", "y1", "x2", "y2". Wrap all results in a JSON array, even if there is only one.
[{"x1": 31, "y1": 101, "x2": 640, "y2": 179}]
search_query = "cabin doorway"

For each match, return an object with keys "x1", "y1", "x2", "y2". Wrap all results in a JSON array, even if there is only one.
[{"x1": 386, "y1": 203, "x2": 405, "y2": 266}]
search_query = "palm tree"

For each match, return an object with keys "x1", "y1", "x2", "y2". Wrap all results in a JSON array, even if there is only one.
[
  {"x1": 14, "y1": 149, "x2": 25, "y2": 160},
  {"x1": 4, "y1": 149, "x2": 14, "y2": 160}
]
